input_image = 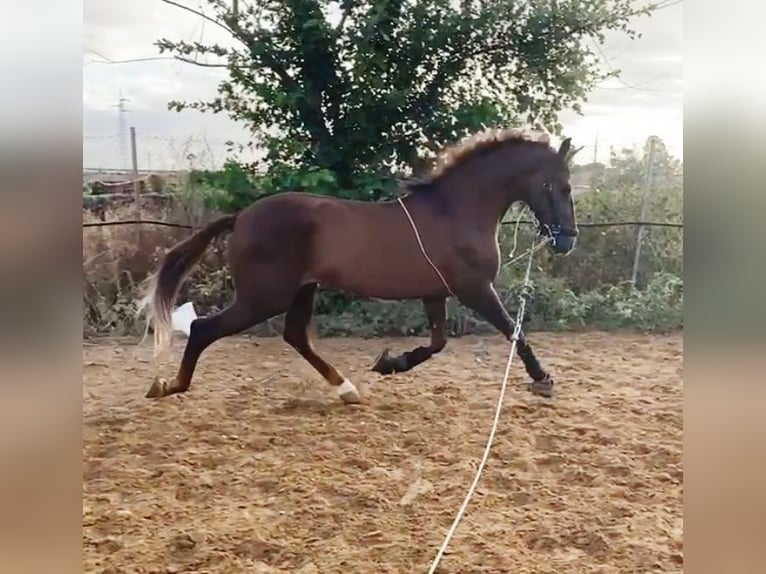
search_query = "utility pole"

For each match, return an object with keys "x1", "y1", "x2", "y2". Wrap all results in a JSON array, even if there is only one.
[
  {"x1": 591, "y1": 131, "x2": 599, "y2": 190},
  {"x1": 130, "y1": 126, "x2": 141, "y2": 219},
  {"x1": 631, "y1": 136, "x2": 657, "y2": 287},
  {"x1": 112, "y1": 91, "x2": 130, "y2": 169},
  {"x1": 593, "y1": 131, "x2": 599, "y2": 164}
]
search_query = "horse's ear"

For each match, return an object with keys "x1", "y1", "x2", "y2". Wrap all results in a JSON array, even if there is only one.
[
  {"x1": 557, "y1": 137, "x2": 572, "y2": 159},
  {"x1": 567, "y1": 145, "x2": 584, "y2": 163}
]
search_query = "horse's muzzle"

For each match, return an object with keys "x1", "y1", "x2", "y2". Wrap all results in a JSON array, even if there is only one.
[
  {"x1": 549, "y1": 234, "x2": 576, "y2": 254},
  {"x1": 541, "y1": 224, "x2": 577, "y2": 255}
]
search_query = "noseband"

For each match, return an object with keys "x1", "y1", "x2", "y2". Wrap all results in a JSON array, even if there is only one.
[{"x1": 539, "y1": 182, "x2": 578, "y2": 246}]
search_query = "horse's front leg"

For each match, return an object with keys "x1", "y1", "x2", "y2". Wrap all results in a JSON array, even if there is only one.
[
  {"x1": 371, "y1": 296, "x2": 447, "y2": 375},
  {"x1": 457, "y1": 282, "x2": 555, "y2": 398}
]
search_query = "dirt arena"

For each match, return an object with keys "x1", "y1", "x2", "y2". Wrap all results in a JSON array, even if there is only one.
[{"x1": 83, "y1": 332, "x2": 683, "y2": 574}]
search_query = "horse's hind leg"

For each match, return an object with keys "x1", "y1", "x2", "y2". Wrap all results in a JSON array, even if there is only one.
[
  {"x1": 371, "y1": 296, "x2": 447, "y2": 375},
  {"x1": 145, "y1": 298, "x2": 280, "y2": 398},
  {"x1": 283, "y1": 283, "x2": 363, "y2": 404}
]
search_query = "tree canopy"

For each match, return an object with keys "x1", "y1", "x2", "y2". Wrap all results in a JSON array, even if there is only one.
[{"x1": 158, "y1": 0, "x2": 655, "y2": 200}]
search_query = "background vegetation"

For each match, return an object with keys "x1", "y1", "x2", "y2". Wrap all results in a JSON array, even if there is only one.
[
  {"x1": 83, "y1": 139, "x2": 683, "y2": 338},
  {"x1": 82, "y1": 1, "x2": 682, "y2": 338}
]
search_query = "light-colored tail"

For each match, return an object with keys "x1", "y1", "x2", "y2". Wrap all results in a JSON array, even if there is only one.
[{"x1": 136, "y1": 214, "x2": 237, "y2": 356}]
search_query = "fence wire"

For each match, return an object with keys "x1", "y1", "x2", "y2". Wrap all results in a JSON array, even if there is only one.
[{"x1": 82, "y1": 218, "x2": 682, "y2": 230}]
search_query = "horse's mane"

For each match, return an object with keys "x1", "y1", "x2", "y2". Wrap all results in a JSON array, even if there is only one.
[{"x1": 401, "y1": 127, "x2": 552, "y2": 194}]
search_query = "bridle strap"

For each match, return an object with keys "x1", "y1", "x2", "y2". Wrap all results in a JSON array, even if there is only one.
[{"x1": 540, "y1": 183, "x2": 578, "y2": 241}]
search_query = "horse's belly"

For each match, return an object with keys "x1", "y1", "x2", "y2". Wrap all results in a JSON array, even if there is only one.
[
  {"x1": 304, "y1": 203, "x2": 448, "y2": 298},
  {"x1": 309, "y1": 255, "x2": 443, "y2": 299}
]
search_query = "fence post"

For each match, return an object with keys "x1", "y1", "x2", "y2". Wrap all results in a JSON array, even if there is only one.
[{"x1": 631, "y1": 136, "x2": 657, "y2": 287}]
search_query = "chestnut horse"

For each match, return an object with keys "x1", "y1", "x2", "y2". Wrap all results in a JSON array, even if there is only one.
[{"x1": 138, "y1": 128, "x2": 579, "y2": 403}]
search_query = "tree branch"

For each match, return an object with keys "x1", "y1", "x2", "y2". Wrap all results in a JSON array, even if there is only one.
[
  {"x1": 175, "y1": 55, "x2": 229, "y2": 68},
  {"x1": 159, "y1": 0, "x2": 235, "y2": 36},
  {"x1": 222, "y1": 15, "x2": 295, "y2": 87},
  {"x1": 459, "y1": 39, "x2": 525, "y2": 63},
  {"x1": 220, "y1": 11, "x2": 333, "y2": 152},
  {"x1": 337, "y1": 1, "x2": 353, "y2": 31}
]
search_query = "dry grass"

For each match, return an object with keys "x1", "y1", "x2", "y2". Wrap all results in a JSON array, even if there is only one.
[{"x1": 82, "y1": 199, "x2": 226, "y2": 336}]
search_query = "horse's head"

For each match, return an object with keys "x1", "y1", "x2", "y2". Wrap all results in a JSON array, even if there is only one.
[
  {"x1": 402, "y1": 128, "x2": 580, "y2": 256},
  {"x1": 523, "y1": 137, "x2": 580, "y2": 255}
]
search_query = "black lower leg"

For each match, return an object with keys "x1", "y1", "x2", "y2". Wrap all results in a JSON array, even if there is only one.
[
  {"x1": 516, "y1": 334, "x2": 554, "y2": 397},
  {"x1": 516, "y1": 335, "x2": 548, "y2": 382},
  {"x1": 371, "y1": 297, "x2": 447, "y2": 375},
  {"x1": 458, "y1": 283, "x2": 554, "y2": 397},
  {"x1": 372, "y1": 345, "x2": 436, "y2": 374}
]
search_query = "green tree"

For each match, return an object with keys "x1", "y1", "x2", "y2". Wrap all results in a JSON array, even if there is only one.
[
  {"x1": 597, "y1": 136, "x2": 683, "y2": 192},
  {"x1": 158, "y1": 0, "x2": 655, "y2": 202}
]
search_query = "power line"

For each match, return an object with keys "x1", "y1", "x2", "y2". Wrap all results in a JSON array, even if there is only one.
[
  {"x1": 652, "y1": 0, "x2": 683, "y2": 10},
  {"x1": 83, "y1": 134, "x2": 234, "y2": 146},
  {"x1": 590, "y1": 39, "x2": 663, "y2": 92},
  {"x1": 87, "y1": 55, "x2": 178, "y2": 65},
  {"x1": 594, "y1": 71, "x2": 673, "y2": 91},
  {"x1": 588, "y1": 0, "x2": 682, "y2": 92},
  {"x1": 83, "y1": 135, "x2": 121, "y2": 140}
]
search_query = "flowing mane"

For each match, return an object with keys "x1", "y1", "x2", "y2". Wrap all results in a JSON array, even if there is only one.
[{"x1": 402, "y1": 127, "x2": 552, "y2": 194}]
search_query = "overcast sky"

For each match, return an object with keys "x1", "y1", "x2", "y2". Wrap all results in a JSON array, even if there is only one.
[{"x1": 82, "y1": 0, "x2": 682, "y2": 171}]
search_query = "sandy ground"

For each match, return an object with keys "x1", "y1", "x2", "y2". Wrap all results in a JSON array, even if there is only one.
[{"x1": 83, "y1": 332, "x2": 683, "y2": 574}]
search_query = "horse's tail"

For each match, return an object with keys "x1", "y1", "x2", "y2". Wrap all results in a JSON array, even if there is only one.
[{"x1": 137, "y1": 214, "x2": 238, "y2": 356}]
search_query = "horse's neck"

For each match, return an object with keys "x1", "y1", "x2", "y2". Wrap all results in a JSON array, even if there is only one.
[
  {"x1": 441, "y1": 179, "x2": 521, "y2": 230},
  {"x1": 437, "y1": 148, "x2": 537, "y2": 226}
]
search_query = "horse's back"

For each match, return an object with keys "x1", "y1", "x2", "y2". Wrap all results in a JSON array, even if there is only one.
[
  {"x1": 229, "y1": 190, "x2": 367, "y2": 265},
  {"x1": 228, "y1": 191, "x2": 447, "y2": 298},
  {"x1": 306, "y1": 196, "x2": 450, "y2": 298}
]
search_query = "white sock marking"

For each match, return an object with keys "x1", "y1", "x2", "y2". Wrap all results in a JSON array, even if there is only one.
[{"x1": 338, "y1": 379, "x2": 358, "y2": 397}]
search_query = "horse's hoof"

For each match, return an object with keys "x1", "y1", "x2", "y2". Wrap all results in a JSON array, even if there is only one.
[
  {"x1": 371, "y1": 349, "x2": 407, "y2": 375},
  {"x1": 145, "y1": 376, "x2": 170, "y2": 398},
  {"x1": 371, "y1": 349, "x2": 395, "y2": 375},
  {"x1": 528, "y1": 375, "x2": 555, "y2": 398},
  {"x1": 337, "y1": 379, "x2": 364, "y2": 405}
]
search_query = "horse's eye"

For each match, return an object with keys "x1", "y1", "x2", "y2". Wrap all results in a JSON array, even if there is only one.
[{"x1": 543, "y1": 182, "x2": 553, "y2": 191}]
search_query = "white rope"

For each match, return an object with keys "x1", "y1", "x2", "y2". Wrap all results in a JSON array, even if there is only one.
[
  {"x1": 507, "y1": 206, "x2": 528, "y2": 262},
  {"x1": 425, "y1": 234, "x2": 544, "y2": 574},
  {"x1": 395, "y1": 196, "x2": 548, "y2": 573},
  {"x1": 397, "y1": 197, "x2": 455, "y2": 297},
  {"x1": 505, "y1": 208, "x2": 553, "y2": 268},
  {"x1": 505, "y1": 236, "x2": 552, "y2": 268}
]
